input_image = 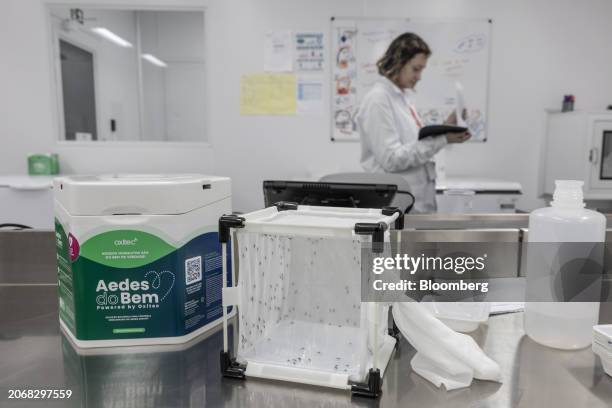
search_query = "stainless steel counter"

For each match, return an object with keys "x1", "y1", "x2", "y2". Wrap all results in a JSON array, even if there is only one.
[
  {"x1": 2, "y1": 289, "x2": 612, "y2": 407},
  {"x1": 1, "y1": 229, "x2": 612, "y2": 407}
]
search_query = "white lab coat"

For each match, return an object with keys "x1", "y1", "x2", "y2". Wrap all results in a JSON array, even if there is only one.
[{"x1": 356, "y1": 77, "x2": 447, "y2": 213}]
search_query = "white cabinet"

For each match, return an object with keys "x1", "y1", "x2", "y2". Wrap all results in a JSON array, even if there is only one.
[
  {"x1": 436, "y1": 178, "x2": 522, "y2": 213},
  {"x1": 543, "y1": 111, "x2": 612, "y2": 199},
  {"x1": 0, "y1": 176, "x2": 54, "y2": 229}
]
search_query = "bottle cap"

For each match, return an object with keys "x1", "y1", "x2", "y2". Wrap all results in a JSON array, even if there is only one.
[{"x1": 551, "y1": 180, "x2": 585, "y2": 208}]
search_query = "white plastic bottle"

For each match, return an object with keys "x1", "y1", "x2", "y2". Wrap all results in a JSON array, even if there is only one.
[{"x1": 524, "y1": 180, "x2": 606, "y2": 349}]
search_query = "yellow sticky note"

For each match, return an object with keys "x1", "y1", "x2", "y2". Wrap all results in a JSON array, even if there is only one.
[{"x1": 240, "y1": 74, "x2": 297, "y2": 115}]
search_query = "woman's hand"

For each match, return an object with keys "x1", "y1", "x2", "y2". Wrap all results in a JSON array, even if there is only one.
[
  {"x1": 446, "y1": 131, "x2": 471, "y2": 143},
  {"x1": 445, "y1": 109, "x2": 467, "y2": 125}
]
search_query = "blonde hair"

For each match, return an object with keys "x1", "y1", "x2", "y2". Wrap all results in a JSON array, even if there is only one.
[{"x1": 377, "y1": 33, "x2": 431, "y2": 80}]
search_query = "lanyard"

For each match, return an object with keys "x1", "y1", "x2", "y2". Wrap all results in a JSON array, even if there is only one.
[{"x1": 408, "y1": 104, "x2": 423, "y2": 129}]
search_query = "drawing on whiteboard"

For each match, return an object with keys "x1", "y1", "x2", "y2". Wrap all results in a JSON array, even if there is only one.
[
  {"x1": 442, "y1": 58, "x2": 470, "y2": 77},
  {"x1": 335, "y1": 95, "x2": 352, "y2": 105},
  {"x1": 337, "y1": 28, "x2": 357, "y2": 44},
  {"x1": 361, "y1": 29, "x2": 396, "y2": 44},
  {"x1": 361, "y1": 28, "x2": 396, "y2": 64},
  {"x1": 335, "y1": 28, "x2": 356, "y2": 69},
  {"x1": 419, "y1": 109, "x2": 444, "y2": 126},
  {"x1": 336, "y1": 76, "x2": 352, "y2": 95},
  {"x1": 455, "y1": 33, "x2": 486, "y2": 54},
  {"x1": 466, "y1": 109, "x2": 485, "y2": 137},
  {"x1": 334, "y1": 109, "x2": 356, "y2": 134},
  {"x1": 361, "y1": 62, "x2": 378, "y2": 76},
  {"x1": 336, "y1": 46, "x2": 354, "y2": 69},
  {"x1": 332, "y1": 25, "x2": 359, "y2": 140}
]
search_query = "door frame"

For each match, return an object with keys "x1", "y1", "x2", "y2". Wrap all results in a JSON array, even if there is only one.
[{"x1": 54, "y1": 32, "x2": 101, "y2": 141}]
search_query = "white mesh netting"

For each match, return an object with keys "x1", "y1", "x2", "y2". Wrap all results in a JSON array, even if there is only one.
[{"x1": 235, "y1": 231, "x2": 384, "y2": 382}]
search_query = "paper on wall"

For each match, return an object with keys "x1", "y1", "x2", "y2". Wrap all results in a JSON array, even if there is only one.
[
  {"x1": 297, "y1": 76, "x2": 324, "y2": 114},
  {"x1": 264, "y1": 31, "x2": 293, "y2": 72},
  {"x1": 455, "y1": 81, "x2": 468, "y2": 127},
  {"x1": 240, "y1": 74, "x2": 297, "y2": 115},
  {"x1": 331, "y1": 24, "x2": 358, "y2": 141},
  {"x1": 294, "y1": 32, "x2": 325, "y2": 72}
]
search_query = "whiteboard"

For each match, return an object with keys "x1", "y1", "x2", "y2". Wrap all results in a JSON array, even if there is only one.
[{"x1": 330, "y1": 17, "x2": 492, "y2": 142}]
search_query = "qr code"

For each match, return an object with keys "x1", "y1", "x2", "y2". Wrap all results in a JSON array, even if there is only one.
[{"x1": 185, "y1": 256, "x2": 202, "y2": 285}]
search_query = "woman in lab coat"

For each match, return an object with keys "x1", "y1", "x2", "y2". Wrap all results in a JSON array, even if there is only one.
[{"x1": 356, "y1": 33, "x2": 470, "y2": 213}]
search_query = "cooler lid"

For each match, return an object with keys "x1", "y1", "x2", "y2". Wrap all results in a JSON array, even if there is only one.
[{"x1": 54, "y1": 174, "x2": 231, "y2": 216}]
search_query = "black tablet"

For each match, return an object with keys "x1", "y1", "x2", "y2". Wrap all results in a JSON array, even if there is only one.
[{"x1": 418, "y1": 125, "x2": 468, "y2": 140}]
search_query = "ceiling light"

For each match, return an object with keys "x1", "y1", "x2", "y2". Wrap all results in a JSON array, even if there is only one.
[
  {"x1": 141, "y1": 54, "x2": 168, "y2": 68},
  {"x1": 91, "y1": 27, "x2": 133, "y2": 48}
]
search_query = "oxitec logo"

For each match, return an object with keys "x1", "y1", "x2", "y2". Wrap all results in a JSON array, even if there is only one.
[
  {"x1": 114, "y1": 238, "x2": 139, "y2": 246},
  {"x1": 95, "y1": 270, "x2": 175, "y2": 311}
]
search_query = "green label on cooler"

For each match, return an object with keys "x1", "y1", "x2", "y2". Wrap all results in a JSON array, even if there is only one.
[{"x1": 56, "y1": 221, "x2": 232, "y2": 342}]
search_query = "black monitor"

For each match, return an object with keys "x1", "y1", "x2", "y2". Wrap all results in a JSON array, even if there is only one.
[{"x1": 263, "y1": 180, "x2": 397, "y2": 209}]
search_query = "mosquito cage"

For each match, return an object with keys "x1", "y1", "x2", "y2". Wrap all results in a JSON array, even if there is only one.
[{"x1": 218, "y1": 203, "x2": 404, "y2": 397}]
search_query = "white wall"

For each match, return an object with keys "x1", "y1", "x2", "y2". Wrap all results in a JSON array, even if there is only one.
[
  {"x1": 206, "y1": 0, "x2": 365, "y2": 212},
  {"x1": 206, "y1": 0, "x2": 612, "y2": 212},
  {"x1": 2, "y1": 0, "x2": 612, "y2": 213}
]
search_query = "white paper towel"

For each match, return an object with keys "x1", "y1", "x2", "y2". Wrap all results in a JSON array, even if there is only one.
[{"x1": 392, "y1": 302, "x2": 502, "y2": 390}]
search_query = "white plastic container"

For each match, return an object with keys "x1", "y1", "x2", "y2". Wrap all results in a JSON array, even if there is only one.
[
  {"x1": 524, "y1": 180, "x2": 605, "y2": 350},
  {"x1": 422, "y1": 302, "x2": 490, "y2": 333},
  {"x1": 0, "y1": 175, "x2": 54, "y2": 229},
  {"x1": 54, "y1": 174, "x2": 234, "y2": 348},
  {"x1": 592, "y1": 325, "x2": 612, "y2": 377}
]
